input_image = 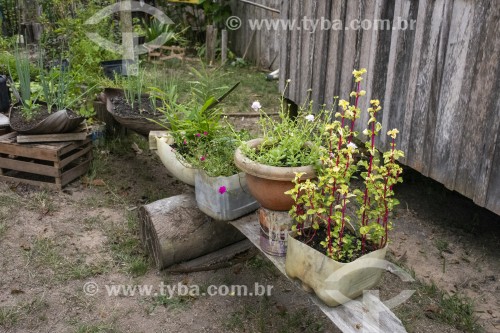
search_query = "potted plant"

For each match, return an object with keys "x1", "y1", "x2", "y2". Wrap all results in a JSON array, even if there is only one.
[
  {"x1": 8, "y1": 49, "x2": 89, "y2": 134},
  {"x1": 179, "y1": 125, "x2": 259, "y2": 221},
  {"x1": 234, "y1": 96, "x2": 328, "y2": 211},
  {"x1": 284, "y1": 69, "x2": 404, "y2": 307},
  {"x1": 101, "y1": 67, "x2": 165, "y2": 136},
  {"x1": 151, "y1": 66, "x2": 241, "y2": 187}
]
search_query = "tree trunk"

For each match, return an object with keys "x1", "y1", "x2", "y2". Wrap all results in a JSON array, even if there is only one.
[{"x1": 139, "y1": 194, "x2": 245, "y2": 270}]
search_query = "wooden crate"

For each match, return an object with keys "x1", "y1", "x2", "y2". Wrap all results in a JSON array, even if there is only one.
[{"x1": 0, "y1": 132, "x2": 93, "y2": 190}]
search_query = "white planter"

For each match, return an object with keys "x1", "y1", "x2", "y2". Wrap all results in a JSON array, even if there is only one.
[
  {"x1": 155, "y1": 135, "x2": 197, "y2": 186},
  {"x1": 285, "y1": 231, "x2": 388, "y2": 307},
  {"x1": 195, "y1": 170, "x2": 260, "y2": 221}
]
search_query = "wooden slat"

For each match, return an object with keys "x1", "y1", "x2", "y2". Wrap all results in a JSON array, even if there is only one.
[
  {"x1": 16, "y1": 131, "x2": 88, "y2": 143},
  {"x1": 429, "y1": 0, "x2": 474, "y2": 187},
  {"x1": 0, "y1": 174, "x2": 58, "y2": 190},
  {"x1": 310, "y1": 0, "x2": 330, "y2": 108},
  {"x1": 59, "y1": 144, "x2": 92, "y2": 168},
  {"x1": 278, "y1": 0, "x2": 290, "y2": 93},
  {"x1": 231, "y1": 216, "x2": 407, "y2": 333},
  {"x1": 60, "y1": 157, "x2": 92, "y2": 186},
  {"x1": 454, "y1": 0, "x2": 500, "y2": 205},
  {"x1": 323, "y1": 0, "x2": 347, "y2": 108},
  {"x1": 287, "y1": 1, "x2": 301, "y2": 103},
  {"x1": 0, "y1": 141, "x2": 59, "y2": 161},
  {"x1": 0, "y1": 157, "x2": 58, "y2": 177},
  {"x1": 381, "y1": 0, "x2": 416, "y2": 150},
  {"x1": 58, "y1": 138, "x2": 91, "y2": 157}
]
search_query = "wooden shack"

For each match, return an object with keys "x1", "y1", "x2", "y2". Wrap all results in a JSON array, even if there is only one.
[{"x1": 277, "y1": 0, "x2": 499, "y2": 215}]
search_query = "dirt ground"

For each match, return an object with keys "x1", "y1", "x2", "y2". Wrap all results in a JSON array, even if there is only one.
[{"x1": 0, "y1": 132, "x2": 498, "y2": 333}]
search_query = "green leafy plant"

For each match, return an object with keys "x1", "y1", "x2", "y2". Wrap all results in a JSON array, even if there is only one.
[
  {"x1": 286, "y1": 69, "x2": 404, "y2": 262},
  {"x1": 199, "y1": 0, "x2": 232, "y2": 28},
  {"x1": 8, "y1": 48, "x2": 41, "y2": 121},
  {"x1": 177, "y1": 123, "x2": 251, "y2": 177},
  {"x1": 150, "y1": 67, "x2": 242, "y2": 176},
  {"x1": 240, "y1": 92, "x2": 329, "y2": 167},
  {"x1": 121, "y1": 69, "x2": 145, "y2": 112},
  {"x1": 142, "y1": 19, "x2": 187, "y2": 46}
]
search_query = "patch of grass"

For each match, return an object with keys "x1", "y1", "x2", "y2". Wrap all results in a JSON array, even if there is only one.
[
  {"x1": 0, "y1": 306, "x2": 19, "y2": 328},
  {"x1": 104, "y1": 212, "x2": 150, "y2": 277},
  {"x1": 224, "y1": 297, "x2": 324, "y2": 333},
  {"x1": 87, "y1": 149, "x2": 111, "y2": 184},
  {"x1": 246, "y1": 254, "x2": 280, "y2": 277},
  {"x1": 0, "y1": 297, "x2": 49, "y2": 329},
  {"x1": 396, "y1": 278, "x2": 482, "y2": 333},
  {"x1": 74, "y1": 322, "x2": 120, "y2": 333},
  {"x1": 435, "y1": 239, "x2": 450, "y2": 254},
  {"x1": 25, "y1": 238, "x2": 108, "y2": 282},
  {"x1": 28, "y1": 190, "x2": 57, "y2": 214},
  {"x1": 83, "y1": 216, "x2": 102, "y2": 230},
  {"x1": 149, "y1": 295, "x2": 191, "y2": 313},
  {"x1": 66, "y1": 259, "x2": 110, "y2": 281},
  {"x1": 0, "y1": 221, "x2": 7, "y2": 238},
  {"x1": 438, "y1": 293, "x2": 480, "y2": 332},
  {"x1": 0, "y1": 193, "x2": 17, "y2": 206}
]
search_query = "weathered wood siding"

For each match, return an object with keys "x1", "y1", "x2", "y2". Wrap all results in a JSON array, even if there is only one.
[
  {"x1": 279, "y1": 0, "x2": 500, "y2": 215},
  {"x1": 229, "y1": 0, "x2": 281, "y2": 69}
]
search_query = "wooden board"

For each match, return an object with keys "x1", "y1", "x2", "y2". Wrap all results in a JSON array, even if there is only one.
[
  {"x1": 231, "y1": 216, "x2": 407, "y2": 333},
  {"x1": 16, "y1": 131, "x2": 88, "y2": 143}
]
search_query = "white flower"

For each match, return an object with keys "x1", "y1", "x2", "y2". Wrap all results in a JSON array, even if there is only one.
[
  {"x1": 305, "y1": 114, "x2": 315, "y2": 122},
  {"x1": 251, "y1": 101, "x2": 262, "y2": 111},
  {"x1": 347, "y1": 142, "x2": 358, "y2": 150}
]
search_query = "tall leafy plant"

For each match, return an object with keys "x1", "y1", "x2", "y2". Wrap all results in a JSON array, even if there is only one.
[
  {"x1": 8, "y1": 47, "x2": 40, "y2": 120},
  {"x1": 287, "y1": 69, "x2": 404, "y2": 262}
]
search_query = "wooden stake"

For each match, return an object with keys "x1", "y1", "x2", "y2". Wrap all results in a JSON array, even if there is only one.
[
  {"x1": 206, "y1": 25, "x2": 218, "y2": 66},
  {"x1": 221, "y1": 29, "x2": 228, "y2": 65}
]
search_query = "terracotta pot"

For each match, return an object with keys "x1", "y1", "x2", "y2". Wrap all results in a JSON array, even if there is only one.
[
  {"x1": 285, "y1": 229, "x2": 388, "y2": 307},
  {"x1": 234, "y1": 138, "x2": 316, "y2": 211}
]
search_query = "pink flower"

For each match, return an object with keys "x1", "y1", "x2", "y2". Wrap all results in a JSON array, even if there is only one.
[
  {"x1": 183, "y1": 139, "x2": 187, "y2": 145},
  {"x1": 203, "y1": 131, "x2": 208, "y2": 136},
  {"x1": 218, "y1": 186, "x2": 227, "y2": 194},
  {"x1": 200, "y1": 156, "x2": 206, "y2": 161},
  {"x1": 196, "y1": 133, "x2": 201, "y2": 137}
]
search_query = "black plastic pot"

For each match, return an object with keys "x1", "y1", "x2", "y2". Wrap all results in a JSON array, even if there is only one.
[
  {"x1": 0, "y1": 75, "x2": 10, "y2": 113},
  {"x1": 100, "y1": 59, "x2": 135, "y2": 80}
]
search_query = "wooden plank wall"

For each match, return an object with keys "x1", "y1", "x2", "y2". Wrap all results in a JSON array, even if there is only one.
[
  {"x1": 229, "y1": 0, "x2": 281, "y2": 69},
  {"x1": 279, "y1": 0, "x2": 500, "y2": 215}
]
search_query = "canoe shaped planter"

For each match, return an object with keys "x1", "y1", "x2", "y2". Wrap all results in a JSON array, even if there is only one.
[
  {"x1": 9, "y1": 102, "x2": 84, "y2": 135},
  {"x1": 285, "y1": 231, "x2": 388, "y2": 307},
  {"x1": 195, "y1": 170, "x2": 260, "y2": 221},
  {"x1": 234, "y1": 138, "x2": 316, "y2": 211},
  {"x1": 100, "y1": 88, "x2": 165, "y2": 136},
  {"x1": 155, "y1": 134, "x2": 197, "y2": 186}
]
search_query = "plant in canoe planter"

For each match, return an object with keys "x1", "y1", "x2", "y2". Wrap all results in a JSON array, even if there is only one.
[
  {"x1": 8, "y1": 50, "x2": 87, "y2": 134},
  {"x1": 284, "y1": 69, "x2": 404, "y2": 307},
  {"x1": 234, "y1": 96, "x2": 329, "y2": 211},
  {"x1": 101, "y1": 68, "x2": 165, "y2": 136},
  {"x1": 151, "y1": 65, "x2": 241, "y2": 187}
]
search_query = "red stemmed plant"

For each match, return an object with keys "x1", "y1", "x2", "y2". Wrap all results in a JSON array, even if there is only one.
[{"x1": 286, "y1": 69, "x2": 404, "y2": 262}]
